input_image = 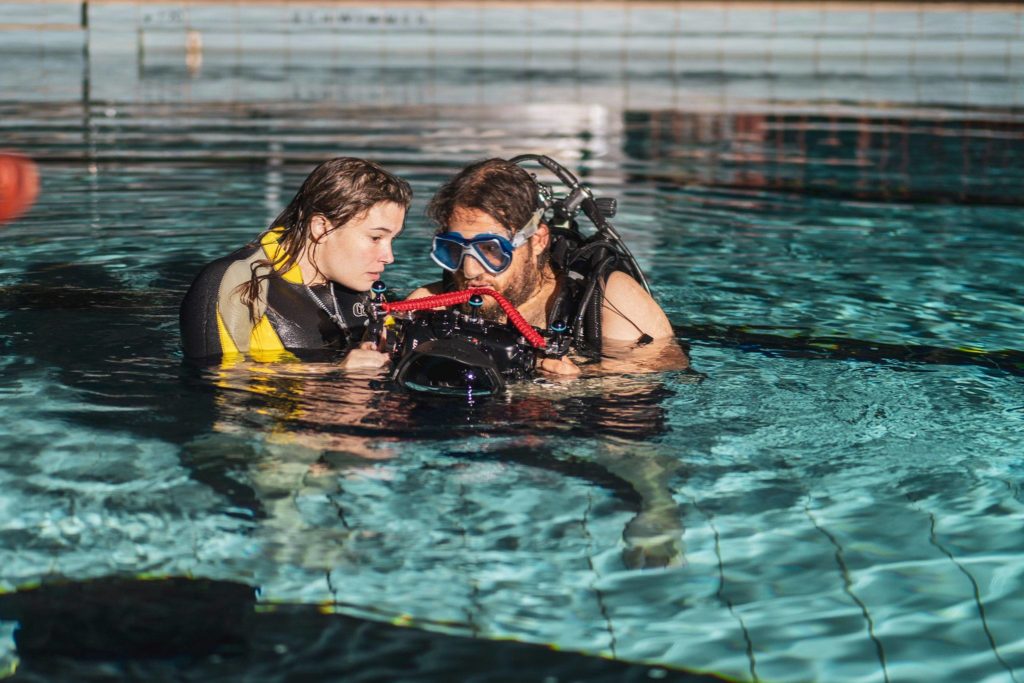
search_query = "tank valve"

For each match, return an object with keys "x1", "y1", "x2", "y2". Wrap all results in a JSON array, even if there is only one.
[{"x1": 546, "y1": 320, "x2": 569, "y2": 357}]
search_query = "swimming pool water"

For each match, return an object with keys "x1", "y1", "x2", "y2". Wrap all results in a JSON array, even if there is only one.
[{"x1": 2, "y1": 3, "x2": 1024, "y2": 681}]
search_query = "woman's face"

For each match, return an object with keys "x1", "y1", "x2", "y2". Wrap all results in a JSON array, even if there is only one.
[{"x1": 314, "y1": 201, "x2": 406, "y2": 291}]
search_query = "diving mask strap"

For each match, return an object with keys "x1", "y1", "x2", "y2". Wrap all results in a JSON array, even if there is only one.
[{"x1": 510, "y1": 209, "x2": 544, "y2": 249}]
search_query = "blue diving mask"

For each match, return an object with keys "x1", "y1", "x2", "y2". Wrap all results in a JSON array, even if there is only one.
[{"x1": 430, "y1": 210, "x2": 542, "y2": 275}]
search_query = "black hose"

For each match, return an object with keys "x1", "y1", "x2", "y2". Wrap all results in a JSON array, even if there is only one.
[
  {"x1": 509, "y1": 153, "x2": 581, "y2": 189},
  {"x1": 511, "y1": 154, "x2": 652, "y2": 295},
  {"x1": 573, "y1": 255, "x2": 617, "y2": 352},
  {"x1": 585, "y1": 285, "x2": 603, "y2": 349}
]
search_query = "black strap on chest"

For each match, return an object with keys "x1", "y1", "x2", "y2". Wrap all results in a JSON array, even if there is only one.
[
  {"x1": 265, "y1": 279, "x2": 371, "y2": 353},
  {"x1": 547, "y1": 226, "x2": 638, "y2": 355},
  {"x1": 330, "y1": 284, "x2": 372, "y2": 331}
]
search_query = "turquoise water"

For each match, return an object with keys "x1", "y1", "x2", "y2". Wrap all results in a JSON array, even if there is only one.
[{"x1": 3, "y1": 3, "x2": 1024, "y2": 681}]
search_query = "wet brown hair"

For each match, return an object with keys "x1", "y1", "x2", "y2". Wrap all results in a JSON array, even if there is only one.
[
  {"x1": 426, "y1": 158, "x2": 537, "y2": 235},
  {"x1": 240, "y1": 157, "x2": 412, "y2": 321}
]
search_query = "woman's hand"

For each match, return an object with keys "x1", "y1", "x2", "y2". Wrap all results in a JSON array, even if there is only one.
[{"x1": 339, "y1": 341, "x2": 390, "y2": 372}]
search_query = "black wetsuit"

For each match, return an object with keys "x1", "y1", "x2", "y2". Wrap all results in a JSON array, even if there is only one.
[{"x1": 179, "y1": 229, "x2": 368, "y2": 361}]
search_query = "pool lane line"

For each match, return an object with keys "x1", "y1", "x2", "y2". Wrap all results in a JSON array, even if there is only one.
[
  {"x1": 582, "y1": 491, "x2": 620, "y2": 660},
  {"x1": 922, "y1": 510, "x2": 1021, "y2": 683},
  {"x1": 803, "y1": 500, "x2": 891, "y2": 683},
  {"x1": 674, "y1": 323, "x2": 1024, "y2": 377},
  {"x1": 685, "y1": 494, "x2": 759, "y2": 683}
]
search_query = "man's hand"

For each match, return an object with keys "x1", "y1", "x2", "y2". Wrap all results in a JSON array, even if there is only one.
[
  {"x1": 339, "y1": 341, "x2": 390, "y2": 371},
  {"x1": 536, "y1": 355, "x2": 581, "y2": 376}
]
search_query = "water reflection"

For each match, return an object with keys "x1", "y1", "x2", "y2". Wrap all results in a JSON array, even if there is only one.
[
  {"x1": 189, "y1": 358, "x2": 700, "y2": 572},
  {"x1": 624, "y1": 110, "x2": 1024, "y2": 206}
]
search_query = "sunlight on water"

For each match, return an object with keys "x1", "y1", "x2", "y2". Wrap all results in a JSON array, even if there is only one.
[{"x1": 2, "y1": 2, "x2": 1024, "y2": 681}]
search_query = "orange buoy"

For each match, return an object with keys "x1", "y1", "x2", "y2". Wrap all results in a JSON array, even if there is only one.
[{"x1": 0, "y1": 152, "x2": 40, "y2": 224}]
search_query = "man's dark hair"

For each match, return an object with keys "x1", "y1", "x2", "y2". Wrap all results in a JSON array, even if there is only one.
[{"x1": 427, "y1": 158, "x2": 537, "y2": 234}]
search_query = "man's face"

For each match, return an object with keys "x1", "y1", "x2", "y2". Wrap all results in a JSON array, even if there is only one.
[{"x1": 446, "y1": 206, "x2": 542, "y2": 319}]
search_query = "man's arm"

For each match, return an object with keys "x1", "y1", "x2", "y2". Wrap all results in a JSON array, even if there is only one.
[
  {"x1": 599, "y1": 271, "x2": 689, "y2": 372},
  {"x1": 601, "y1": 271, "x2": 673, "y2": 340},
  {"x1": 406, "y1": 274, "x2": 689, "y2": 374}
]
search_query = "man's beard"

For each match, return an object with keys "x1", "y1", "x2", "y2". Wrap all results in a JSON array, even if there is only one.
[{"x1": 455, "y1": 263, "x2": 537, "y2": 321}]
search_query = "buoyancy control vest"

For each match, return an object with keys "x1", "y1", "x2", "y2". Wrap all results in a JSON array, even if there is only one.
[
  {"x1": 545, "y1": 226, "x2": 643, "y2": 356},
  {"x1": 180, "y1": 228, "x2": 369, "y2": 362}
]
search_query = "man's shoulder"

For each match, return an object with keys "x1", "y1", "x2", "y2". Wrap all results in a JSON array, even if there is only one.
[
  {"x1": 604, "y1": 270, "x2": 646, "y2": 297},
  {"x1": 600, "y1": 270, "x2": 673, "y2": 340}
]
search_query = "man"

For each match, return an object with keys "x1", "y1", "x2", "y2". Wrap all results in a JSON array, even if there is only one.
[
  {"x1": 407, "y1": 157, "x2": 688, "y2": 375},
  {"x1": 407, "y1": 157, "x2": 689, "y2": 568}
]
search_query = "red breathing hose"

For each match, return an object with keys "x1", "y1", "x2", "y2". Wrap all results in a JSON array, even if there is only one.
[{"x1": 382, "y1": 288, "x2": 547, "y2": 349}]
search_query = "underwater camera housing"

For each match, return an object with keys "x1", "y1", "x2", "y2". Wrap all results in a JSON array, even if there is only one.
[
  {"x1": 389, "y1": 308, "x2": 537, "y2": 396},
  {"x1": 365, "y1": 286, "x2": 567, "y2": 397}
]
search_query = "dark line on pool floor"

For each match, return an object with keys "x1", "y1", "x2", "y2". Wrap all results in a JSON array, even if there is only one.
[
  {"x1": 678, "y1": 323, "x2": 1024, "y2": 377},
  {"x1": 456, "y1": 481, "x2": 483, "y2": 640},
  {"x1": 925, "y1": 512, "x2": 1020, "y2": 683},
  {"x1": 804, "y1": 500, "x2": 891, "y2": 683},
  {"x1": 582, "y1": 492, "x2": 619, "y2": 660},
  {"x1": 0, "y1": 576, "x2": 726, "y2": 682},
  {"x1": 690, "y1": 497, "x2": 759, "y2": 683},
  {"x1": 325, "y1": 569, "x2": 337, "y2": 602}
]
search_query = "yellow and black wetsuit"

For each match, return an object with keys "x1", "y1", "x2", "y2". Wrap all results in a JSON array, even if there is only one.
[{"x1": 179, "y1": 228, "x2": 369, "y2": 362}]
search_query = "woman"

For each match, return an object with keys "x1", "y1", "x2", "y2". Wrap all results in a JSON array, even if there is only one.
[{"x1": 180, "y1": 157, "x2": 411, "y2": 369}]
